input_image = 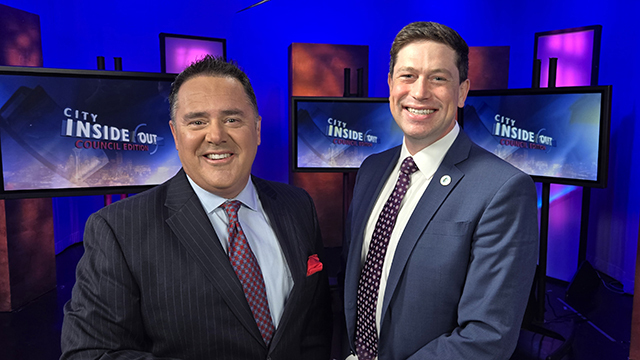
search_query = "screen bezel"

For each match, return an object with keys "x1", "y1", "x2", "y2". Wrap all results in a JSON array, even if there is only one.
[
  {"x1": 159, "y1": 33, "x2": 227, "y2": 74},
  {"x1": 291, "y1": 96, "x2": 392, "y2": 173},
  {"x1": 458, "y1": 85, "x2": 612, "y2": 188},
  {"x1": 0, "y1": 65, "x2": 177, "y2": 199}
]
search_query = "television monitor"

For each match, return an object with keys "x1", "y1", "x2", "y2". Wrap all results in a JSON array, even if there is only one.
[
  {"x1": 0, "y1": 65, "x2": 181, "y2": 199},
  {"x1": 160, "y1": 33, "x2": 226, "y2": 74},
  {"x1": 534, "y1": 25, "x2": 602, "y2": 87},
  {"x1": 459, "y1": 85, "x2": 611, "y2": 187},
  {"x1": 291, "y1": 97, "x2": 403, "y2": 172}
]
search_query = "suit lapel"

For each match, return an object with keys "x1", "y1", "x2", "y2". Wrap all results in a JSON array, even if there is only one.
[
  {"x1": 380, "y1": 132, "x2": 472, "y2": 324},
  {"x1": 164, "y1": 170, "x2": 265, "y2": 347},
  {"x1": 251, "y1": 177, "x2": 305, "y2": 351}
]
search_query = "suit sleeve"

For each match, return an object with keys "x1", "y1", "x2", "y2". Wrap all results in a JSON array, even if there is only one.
[
  {"x1": 298, "y1": 191, "x2": 334, "y2": 360},
  {"x1": 408, "y1": 172, "x2": 538, "y2": 360},
  {"x1": 61, "y1": 212, "x2": 178, "y2": 360}
]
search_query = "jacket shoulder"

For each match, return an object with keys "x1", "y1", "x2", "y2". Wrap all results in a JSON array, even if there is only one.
[
  {"x1": 359, "y1": 146, "x2": 401, "y2": 173},
  {"x1": 92, "y1": 174, "x2": 174, "y2": 223},
  {"x1": 253, "y1": 176, "x2": 313, "y2": 202}
]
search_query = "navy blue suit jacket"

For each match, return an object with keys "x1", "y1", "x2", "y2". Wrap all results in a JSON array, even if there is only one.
[
  {"x1": 62, "y1": 169, "x2": 332, "y2": 360},
  {"x1": 344, "y1": 130, "x2": 538, "y2": 359}
]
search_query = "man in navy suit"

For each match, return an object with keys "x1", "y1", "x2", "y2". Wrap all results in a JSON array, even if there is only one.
[
  {"x1": 343, "y1": 22, "x2": 538, "y2": 359},
  {"x1": 61, "y1": 56, "x2": 332, "y2": 359}
]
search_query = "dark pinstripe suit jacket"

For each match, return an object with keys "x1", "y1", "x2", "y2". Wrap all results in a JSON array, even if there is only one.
[{"x1": 61, "y1": 169, "x2": 332, "y2": 360}]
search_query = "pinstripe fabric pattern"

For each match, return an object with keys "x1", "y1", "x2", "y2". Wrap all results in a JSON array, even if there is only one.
[{"x1": 61, "y1": 169, "x2": 332, "y2": 360}]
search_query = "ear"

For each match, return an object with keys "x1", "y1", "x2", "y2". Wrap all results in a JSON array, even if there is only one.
[
  {"x1": 169, "y1": 120, "x2": 179, "y2": 150},
  {"x1": 256, "y1": 116, "x2": 262, "y2": 146},
  {"x1": 387, "y1": 72, "x2": 393, "y2": 92},
  {"x1": 458, "y1": 79, "x2": 471, "y2": 108}
]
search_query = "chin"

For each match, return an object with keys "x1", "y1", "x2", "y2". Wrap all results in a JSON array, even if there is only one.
[{"x1": 404, "y1": 126, "x2": 436, "y2": 139}]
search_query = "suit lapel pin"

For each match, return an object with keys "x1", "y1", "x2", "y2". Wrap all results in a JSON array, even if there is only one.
[{"x1": 440, "y1": 175, "x2": 452, "y2": 186}]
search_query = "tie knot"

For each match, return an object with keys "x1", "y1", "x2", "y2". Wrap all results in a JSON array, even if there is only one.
[
  {"x1": 221, "y1": 200, "x2": 242, "y2": 217},
  {"x1": 400, "y1": 156, "x2": 418, "y2": 175}
]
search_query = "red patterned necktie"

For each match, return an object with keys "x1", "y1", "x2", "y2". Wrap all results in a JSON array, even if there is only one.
[
  {"x1": 355, "y1": 156, "x2": 419, "y2": 360},
  {"x1": 222, "y1": 200, "x2": 275, "y2": 345}
]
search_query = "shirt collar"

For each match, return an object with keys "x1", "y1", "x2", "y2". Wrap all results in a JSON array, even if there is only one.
[
  {"x1": 400, "y1": 121, "x2": 460, "y2": 180},
  {"x1": 186, "y1": 175, "x2": 259, "y2": 214}
]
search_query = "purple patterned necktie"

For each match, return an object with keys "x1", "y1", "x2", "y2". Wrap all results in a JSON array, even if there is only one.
[
  {"x1": 355, "y1": 156, "x2": 419, "y2": 360},
  {"x1": 222, "y1": 200, "x2": 275, "y2": 345}
]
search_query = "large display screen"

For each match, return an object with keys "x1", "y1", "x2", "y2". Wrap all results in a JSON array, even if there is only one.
[
  {"x1": 459, "y1": 86, "x2": 611, "y2": 187},
  {"x1": 291, "y1": 97, "x2": 403, "y2": 172},
  {"x1": 0, "y1": 66, "x2": 181, "y2": 198}
]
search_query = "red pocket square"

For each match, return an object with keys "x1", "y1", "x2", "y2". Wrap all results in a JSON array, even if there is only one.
[{"x1": 306, "y1": 254, "x2": 323, "y2": 276}]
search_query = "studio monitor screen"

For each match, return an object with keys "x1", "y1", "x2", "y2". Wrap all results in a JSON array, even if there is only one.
[
  {"x1": 291, "y1": 97, "x2": 403, "y2": 172},
  {"x1": 459, "y1": 85, "x2": 612, "y2": 187},
  {"x1": 0, "y1": 65, "x2": 180, "y2": 198}
]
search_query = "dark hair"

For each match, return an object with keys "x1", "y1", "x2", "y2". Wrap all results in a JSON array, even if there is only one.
[
  {"x1": 389, "y1": 21, "x2": 469, "y2": 83},
  {"x1": 169, "y1": 55, "x2": 258, "y2": 122}
]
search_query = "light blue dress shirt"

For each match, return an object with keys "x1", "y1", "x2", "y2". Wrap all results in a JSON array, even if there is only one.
[{"x1": 187, "y1": 176, "x2": 293, "y2": 327}]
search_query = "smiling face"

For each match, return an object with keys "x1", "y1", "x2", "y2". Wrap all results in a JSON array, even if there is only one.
[
  {"x1": 170, "y1": 75, "x2": 261, "y2": 199},
  {"x1": 388, "y1": 40, "x2": 470, "y2": 154}
]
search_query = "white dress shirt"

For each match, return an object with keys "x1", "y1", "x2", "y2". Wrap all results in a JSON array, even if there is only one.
[
  {"x1": 187, "y1": 176, "x2": 293, "y2": 327},
  {"x1": 348, "y1": 123, "x2": 459, "y2": 360}
]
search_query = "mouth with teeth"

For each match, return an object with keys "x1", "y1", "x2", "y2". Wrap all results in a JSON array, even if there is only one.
[
  {"x1": 205, "y1": 153, "x2": 232, "y2": 160},
  {"x1": 406, "y1": 107, "x2": 436, "y2": 115}
]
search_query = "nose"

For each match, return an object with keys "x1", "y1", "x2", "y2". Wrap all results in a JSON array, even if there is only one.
[
  {"x1": 205, "y1": 121, "x2": 227, "y2": 145},
  {"x1": 410, "y1": 77, "x2": 432, "y2": 100}
]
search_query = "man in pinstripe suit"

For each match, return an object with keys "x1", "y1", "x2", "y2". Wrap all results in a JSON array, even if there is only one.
[{"x1": 61, "y1": 55, "x2": 332, "y2": 360}]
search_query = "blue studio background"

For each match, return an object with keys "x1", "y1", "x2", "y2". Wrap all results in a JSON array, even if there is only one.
[{"x1": 2, "y1": 0, "x2": 639, "y2": 292}]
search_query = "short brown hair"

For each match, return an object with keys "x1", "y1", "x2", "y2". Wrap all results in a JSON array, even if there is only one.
[{"x1": 389, "y1": 21, "x2": 469, "y2": 83}]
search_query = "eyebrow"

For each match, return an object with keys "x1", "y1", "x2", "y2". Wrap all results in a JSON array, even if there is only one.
[
  {"x1": 182, "y1": 108, "x2": 246, "y2": 120},
  {"x1": 430, "y1": 68, "x2": 454, "y2": 76},
  {"x1": 183, "y1": 111, "x2": 209, "y2": 120},
  {"x1": 219, "y1": 109, "x2": 246, "y2": 117},
  {"x1": 396, "y1": 66, "x2": 453, "y2": 76},
  {"x1": 395, "y1": 66, "x2": 417, "y2": 73}
]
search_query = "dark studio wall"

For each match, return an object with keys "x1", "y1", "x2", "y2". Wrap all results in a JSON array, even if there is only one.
[{"x1": 0, "y1": 0, "x2": 638, "y2": 293}]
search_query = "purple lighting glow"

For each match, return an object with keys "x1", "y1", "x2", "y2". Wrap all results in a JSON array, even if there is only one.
[
  {"x1": 161, "y1": 34, "x2": 226, "y2": 74},
  {"x1": 536, "y1": 28, "x2": 597, "y2": 87},
  {"x1": 532, "y1": 25, "x2": 603, "y2": 282}
]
